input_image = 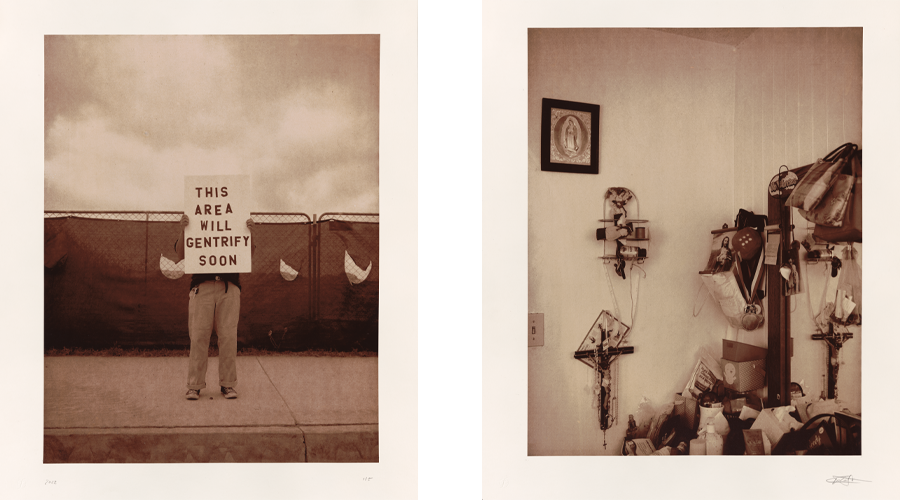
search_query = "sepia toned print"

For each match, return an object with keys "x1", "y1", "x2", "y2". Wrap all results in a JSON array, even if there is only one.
[
  {"x1": 528, "y1": 28, "x2": 862, "y2": 457},
  {"x1": 44, "y1": 35, "x2": 380, "y2": 464}
]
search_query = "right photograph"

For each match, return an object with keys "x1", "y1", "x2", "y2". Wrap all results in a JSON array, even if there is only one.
[{"x1": 528, "y1": 28, "x2": 862, "y2": 456}]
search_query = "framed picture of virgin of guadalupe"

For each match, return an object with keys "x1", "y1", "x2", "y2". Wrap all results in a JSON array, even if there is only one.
[{"x1": 540, "y1": 98, "x2": 600, "y2": 174}]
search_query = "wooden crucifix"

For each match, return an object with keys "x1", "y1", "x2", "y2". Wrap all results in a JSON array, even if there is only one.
[
  {"x1": 574, "y1": 311, "x2": 634, "y2": 435},
  {"x1": 811, "y1": 322, "x2": 853, "y2": 400}
]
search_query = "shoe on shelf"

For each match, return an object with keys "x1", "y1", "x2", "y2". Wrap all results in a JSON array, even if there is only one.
[
  {"x1": 221, "y1": 386, "x2": 238, "y2": 399},
  {"x1": 185, "y1": 389, "x2": 201, "y2": 400}
]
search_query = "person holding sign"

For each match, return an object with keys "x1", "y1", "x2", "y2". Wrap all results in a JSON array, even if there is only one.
[{"x1": 178, "y1": 214, "x2": 255, "y2": 400}]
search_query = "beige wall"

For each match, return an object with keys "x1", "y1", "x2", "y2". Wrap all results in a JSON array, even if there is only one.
[
  {"x1": 528, "y1": 28, "x2": 737, "y2": 456},
  {"x1": 528, "y1": 28, "x2": 861, "y2": 456},
  {"x1": 734, "y1": 28, "x2": 862, "y2": 413},
  {"x1": 734, "y1": 28, "x2": 862, "y2": 212}
]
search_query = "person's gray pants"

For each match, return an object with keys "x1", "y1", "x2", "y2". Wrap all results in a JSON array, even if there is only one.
[{"x1": 186, "y1": 280, "x2": 240, "y2": 390}]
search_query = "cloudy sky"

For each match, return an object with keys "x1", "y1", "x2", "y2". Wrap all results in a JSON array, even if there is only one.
[{"x1": 44, "y1": 35, "x2": 379, "y2": 216}]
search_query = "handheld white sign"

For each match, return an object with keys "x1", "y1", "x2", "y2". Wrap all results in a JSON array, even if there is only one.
[{"x1": 183, "y1": 175, "x2": 252, "y2": 274}]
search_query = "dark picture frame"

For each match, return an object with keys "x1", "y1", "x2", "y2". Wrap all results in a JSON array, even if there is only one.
[{"x1": 541, "y1": 98, "x2": 600, "y2": 174}]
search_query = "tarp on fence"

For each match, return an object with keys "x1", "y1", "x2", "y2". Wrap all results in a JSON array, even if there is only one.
[
  {"x1": 44, "y1": 216, "x2": 378, "y2": 351},
  {"x1": 318, "y1": 219, "x2": 380, "y2": 322}
]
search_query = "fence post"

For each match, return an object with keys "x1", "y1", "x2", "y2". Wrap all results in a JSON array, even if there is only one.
[
  {"x1": 144, "y1": 212, "x2": 150, "y2": 304},
  {"x1": 311, "y1": 214, "x2": 318, "y2": 321}
]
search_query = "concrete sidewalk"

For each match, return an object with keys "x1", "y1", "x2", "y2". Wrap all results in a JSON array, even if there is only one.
[{"x1": 44, "y1": 356, "x2": 378, "y2": 463}]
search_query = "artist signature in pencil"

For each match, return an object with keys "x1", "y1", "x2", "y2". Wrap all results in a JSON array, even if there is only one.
[{"x1": 826, "y1": 475, "x2": 871, "y2": 486}]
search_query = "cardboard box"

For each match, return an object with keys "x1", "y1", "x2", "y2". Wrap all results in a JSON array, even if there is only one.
[
  {"x1": 722, "y1": 339, "x2": 767, "y2": 362},
  {"x1": 721, "y1": 340, "x2": 766, "y2": 392},
  {"x1": 720, "y1": 358, "x2": 766, "y2": 391}
]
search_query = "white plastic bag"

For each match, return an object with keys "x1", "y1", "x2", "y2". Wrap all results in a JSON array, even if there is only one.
[
  {"x1": 699, "y1": 270, "x2": 748, "y2": 329},
  {"x1": 836, "y1": 246, "x2": 861, "y2": 324}
]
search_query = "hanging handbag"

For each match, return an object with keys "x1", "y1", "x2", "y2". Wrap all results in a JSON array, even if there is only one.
[
  {"x1": 785, "y1": 143, "x2": 858, "y2": 212},
  {"x1": 812, "y1": 150, "x2": 862, "y2": 243},
  {"x1": 800, "y1": 147, "x2": 859, "y2": 227}
]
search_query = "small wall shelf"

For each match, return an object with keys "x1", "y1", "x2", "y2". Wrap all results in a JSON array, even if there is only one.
[{"x1": 597, "y1": 218, "x2": 650, "y2": 263}]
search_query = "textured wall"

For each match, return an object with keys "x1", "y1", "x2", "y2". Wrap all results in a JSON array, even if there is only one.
[
  {"x1": 734, "y1": 28, "x2": 862, "y2": 411},
  {"x1": 528, "y1": 28, "x2": 736, "y2": 456},
  {"x1": 733, "y1": 28, "x2": 862, "y2": 213}
]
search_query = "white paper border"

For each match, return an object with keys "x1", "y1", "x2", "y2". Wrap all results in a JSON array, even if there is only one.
[
  {"x1": 483, "y1": 1, "x2": 900, "y2": 498},
  {"x1": 2, "y1": 1, "x2": 417, "y2": 499}
]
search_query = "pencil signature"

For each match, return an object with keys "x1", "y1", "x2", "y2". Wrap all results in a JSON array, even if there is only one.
[{"x1": 827, "y1": 475, "x2": 871, "y2": 486}]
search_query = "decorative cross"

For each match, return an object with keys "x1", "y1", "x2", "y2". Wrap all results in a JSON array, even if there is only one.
[
  {"x1": 811, "y1": 322, "x2": 853, "y2": 400},
  {"x1": 574, "y1": 311, "x2": 635, "y2": 442}
]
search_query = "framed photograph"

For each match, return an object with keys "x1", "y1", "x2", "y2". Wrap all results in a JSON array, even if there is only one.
[{"x1": 541, "y1": 98, "x2": 600, "y2": 174}]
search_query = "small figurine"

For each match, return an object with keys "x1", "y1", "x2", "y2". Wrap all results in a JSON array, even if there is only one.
[{"x1": 626, "y1": 414, "x2": 638, "y2": 440}]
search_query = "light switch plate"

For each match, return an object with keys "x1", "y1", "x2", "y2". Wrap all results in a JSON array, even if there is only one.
[{"x1": 529, "y1": 313, "x2": 544, "y2": 347}]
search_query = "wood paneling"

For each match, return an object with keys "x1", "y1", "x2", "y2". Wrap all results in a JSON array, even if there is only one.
[
  {"x1": 737, "y1": 28, "x2": 862, "y2": 408},
  {"x1": 734, "y1": 28, "x2": 862, "y2": 212}
]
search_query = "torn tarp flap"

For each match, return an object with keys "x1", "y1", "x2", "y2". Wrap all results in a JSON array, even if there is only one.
[
  {"x1": 316, "y1": 220, "x2": 379, "y2": 322},
  {"x1": 44, "y1": 225, "x2": 69, "y2": 269}
]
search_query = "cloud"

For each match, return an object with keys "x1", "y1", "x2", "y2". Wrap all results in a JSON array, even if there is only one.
[
  {"x1": 46, "y1": 36, "x2": 240, "y2": 152},
  {"x1": 252, "y1": 161, "x2": 379, "y2": 215},
  {"x1": 44, "y1": 35, "x2": 379, "y2": 215}
]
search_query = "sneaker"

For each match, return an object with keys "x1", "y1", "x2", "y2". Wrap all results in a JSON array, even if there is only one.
[
  {"x1": 185, "y1": 389, "x2": 200, "y2": 400},
  {"x1": 221, "y1": 386, "x2": 238, "y2": 399}
]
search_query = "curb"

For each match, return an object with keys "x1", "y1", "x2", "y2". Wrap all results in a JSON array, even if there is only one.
[{"x1": 44, "y1": 425, "x2": 378, "y2": 463}]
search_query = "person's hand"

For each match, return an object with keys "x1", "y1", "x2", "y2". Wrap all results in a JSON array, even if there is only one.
[
  {"x1": 246, "y1": 218, "x2": 255, "y2": 232},
  {"x1": 180, "y1": 214, "x2": 190, "y2": 228}
]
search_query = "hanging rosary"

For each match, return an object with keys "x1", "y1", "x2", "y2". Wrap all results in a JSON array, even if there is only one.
[
  {"x1": 592, "y1": 344, "x2": 606, "y2": 448},
  {"x1": 590, "y1": 314, "x2": 617, "y2": 448},
  {"x1": 577, "y1": 265, "x2": 641, "y2": 449}
]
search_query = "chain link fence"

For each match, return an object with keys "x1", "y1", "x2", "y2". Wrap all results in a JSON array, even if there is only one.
[
  {"x1": 44, "y1": 211, "x2": 376, "y2": 352},
  {"x1": 316, "y1": 213, "x2": 379, "y2": 323},
  {"x1": 44, "y1": 211, "x2": 185, "y2": 222}
]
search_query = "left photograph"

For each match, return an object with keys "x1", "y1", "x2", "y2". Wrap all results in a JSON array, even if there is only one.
[{"x1": 43, "y1": 35, "x2": 380, "y2": 463}]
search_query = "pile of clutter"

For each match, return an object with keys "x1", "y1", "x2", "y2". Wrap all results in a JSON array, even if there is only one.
[{"x1": 622, "y1": 340, "x2": 859, "y2": 455}]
